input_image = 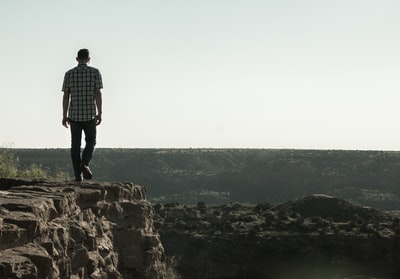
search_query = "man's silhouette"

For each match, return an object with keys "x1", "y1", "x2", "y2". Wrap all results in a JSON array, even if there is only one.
[{"x1": 62, "y1": 48, "x2": 103, "y2": 181}]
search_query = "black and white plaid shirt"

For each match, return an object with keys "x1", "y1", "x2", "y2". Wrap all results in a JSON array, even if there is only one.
[{"x1": 62, "y1": 64, "x2": 103, "y2": 121}]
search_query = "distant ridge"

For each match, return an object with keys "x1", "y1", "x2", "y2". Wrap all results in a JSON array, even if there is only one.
[{"x1": 11, "y1": 148, "x2": 400, "y2": 209}]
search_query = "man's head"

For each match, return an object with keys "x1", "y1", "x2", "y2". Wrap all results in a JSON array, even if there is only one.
[{"x1": 76, "y1": 49, "x2": 90, "y2": 63}]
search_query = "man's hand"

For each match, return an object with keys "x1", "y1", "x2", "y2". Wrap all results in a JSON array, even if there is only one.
[
  {"x1": 62, "y1": 117, "x2": 69, "y2": 128},
  {"x1": 96, "y1": 114, "x2": 102, "y2": 126}
]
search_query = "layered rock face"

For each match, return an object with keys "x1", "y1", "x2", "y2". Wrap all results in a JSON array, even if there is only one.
[
  {"x1": 0, "y1": 178, "x2": 166, "y2": 279},
  {"x1": 156, "y1": 195, "x2": 400, "y2": 279}
]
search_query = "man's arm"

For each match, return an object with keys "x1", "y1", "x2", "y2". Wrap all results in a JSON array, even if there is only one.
[
  {"x1": 62, "y1": 91, "x2": 70, "y2": 128},
  {"x1": 95, "y1": 89, "x2": 102, "y2": 125}
]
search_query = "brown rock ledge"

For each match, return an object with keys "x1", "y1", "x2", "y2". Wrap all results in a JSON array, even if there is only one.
[{"x1": 0, "y1": 178, "x2": 166, "y2": 279}]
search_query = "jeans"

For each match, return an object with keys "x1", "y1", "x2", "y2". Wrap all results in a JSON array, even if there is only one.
[{"x1": 70, "y1": 119, "x2": 97, "y2": 178}]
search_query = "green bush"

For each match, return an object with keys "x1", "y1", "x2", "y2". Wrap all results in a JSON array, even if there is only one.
[
  {"x1": 0, "y1": 148, "x2": 18, "y2": 177},
  {"x1": 0, "y1": 148, "x2": 69, "y2": 180},
  {"x1": 18, "y1": 163, "x2": 49, "y2": 178}
]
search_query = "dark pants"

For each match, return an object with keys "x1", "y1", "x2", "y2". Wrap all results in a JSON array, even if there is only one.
[{"x1": 70, "y1": 119, "x2": 97, "y2": 179}]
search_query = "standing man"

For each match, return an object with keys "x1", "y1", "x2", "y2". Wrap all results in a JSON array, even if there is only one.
[{"x1": 62, "y1": 48, "x2": 103, "y2": 181}]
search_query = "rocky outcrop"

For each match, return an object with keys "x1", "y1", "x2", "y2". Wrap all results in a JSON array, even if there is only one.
[
  {"x1": 155, "y1": 195, "x2": 400, "y2": 279},
  {"x1": 0, "y1": 178, "x2": 166, "y2": 279}
]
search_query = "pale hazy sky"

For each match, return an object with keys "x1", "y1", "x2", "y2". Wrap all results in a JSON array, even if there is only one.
[{"x1": 1, "y1": 0, "x2": 400, "y2": 150}]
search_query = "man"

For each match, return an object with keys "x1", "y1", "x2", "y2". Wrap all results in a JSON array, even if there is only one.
[{"x1": 62, "y1": 49, "x2": 103, "y2": 181}]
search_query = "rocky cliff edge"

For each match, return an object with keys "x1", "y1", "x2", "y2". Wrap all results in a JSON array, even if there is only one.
[{"x1": 0, "y1": 178, "x2": 166, "y2": 279}]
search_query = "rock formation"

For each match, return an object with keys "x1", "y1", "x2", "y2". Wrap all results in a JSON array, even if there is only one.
[
  {"x1": 155, "y1": 195, "x2": 400, "y2": 279},
  {"x1": 0, "y1": 178, "x2": 166, "y2": 279}
]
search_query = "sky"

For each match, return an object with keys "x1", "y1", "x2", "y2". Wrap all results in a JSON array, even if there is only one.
[{"x1": 1, "y1": 0, "x2": 400, "y2": 150}]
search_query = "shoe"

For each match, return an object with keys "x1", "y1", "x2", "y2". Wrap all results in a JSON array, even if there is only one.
[
  {"x1": 81, "y1": 164, "x2": 93, "y2": 180},
  {"x1": 74, "y1": 176, "x2": 83, "y2": 182}
]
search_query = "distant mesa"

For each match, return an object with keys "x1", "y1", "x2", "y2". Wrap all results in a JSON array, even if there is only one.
[{"x1": 276, "y1": 194, "x2": 384, "y2": 222}]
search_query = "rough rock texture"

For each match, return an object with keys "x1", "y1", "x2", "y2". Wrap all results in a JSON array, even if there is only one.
[
  {"x1": 0, "y1": 178, "x2": 166, "y2": 279},
  {"x1": 156, "y1": 195, "x2": 400, "y2": 279}
]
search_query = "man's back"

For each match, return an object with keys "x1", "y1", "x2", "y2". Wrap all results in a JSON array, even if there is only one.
[{"x1": 62, "y1": 64, "x2": 103, "y2": 122}]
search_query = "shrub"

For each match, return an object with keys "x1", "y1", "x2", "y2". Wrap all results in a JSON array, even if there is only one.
[
  {"x1": 18, "y1": 163, "x2": 49, "y2": 179},
  {"x1": 0, "y1": 148, "x2": 18, "y2": 177},
  {"x1": 0, "y1": 148, "x2": 69, "y2": 180},
  {"x1": 197, "y1": 201, "x2": 206, "y2": 210},
  {"x1": 166, "y1": 256, "x2": 181, "y2": 279}
]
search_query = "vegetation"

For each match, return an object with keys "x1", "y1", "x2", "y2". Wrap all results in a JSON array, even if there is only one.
[
  {"x1": 0, "y1": 148, "x2": 69, "y2": 180},
  {"x1": 150, "y1": 189, "x2": 231, "y2": 204},
  {"x1": 10, "y1": 148, "x2": 400, "y2": 209},
  {"x1": 0, "y1": 148, "x2": 18, "y2": 177},
  {"x1": 154, "y1": 200, "x2": 399, "y2": 238},
  {"x1": 154, "y1": 197, "x2": 400, "y2": 279}
]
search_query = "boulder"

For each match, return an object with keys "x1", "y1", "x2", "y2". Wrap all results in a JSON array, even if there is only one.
[{"x1": 0, "y1": 178, "x2": 166, "y2": 279}]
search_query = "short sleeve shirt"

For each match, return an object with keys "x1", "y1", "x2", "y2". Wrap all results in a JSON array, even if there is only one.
[{"x1": 62, "y1": 64, "x2": 103, "y2": 122}]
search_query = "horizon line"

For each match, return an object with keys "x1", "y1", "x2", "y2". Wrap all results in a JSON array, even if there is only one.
[{"x1": 3, "y1": 146, "x2": 400, "y2": 152}]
